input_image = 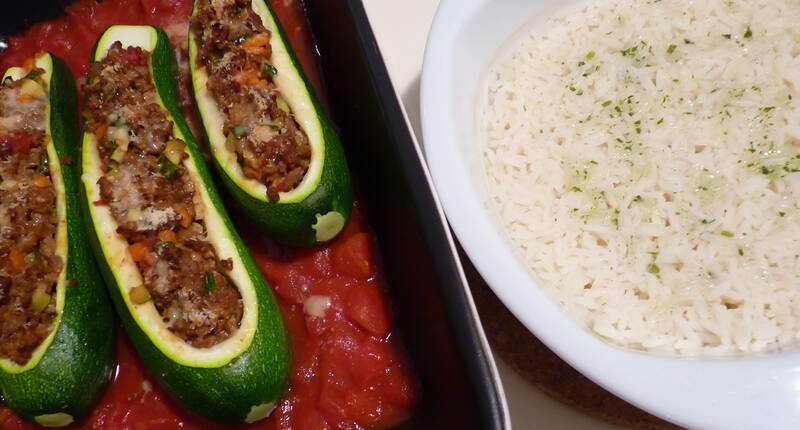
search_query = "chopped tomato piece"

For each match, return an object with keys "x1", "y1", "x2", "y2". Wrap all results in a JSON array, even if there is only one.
[
  {"x1": 349, "y1": 337, "x2": 390, "y2": 385},
  {"x1": 332, "y1": 233, "x2": 373, "y2": 280},
  {"x1": 317, "y1": 348, "x2": 352, "y2": 423},
  {"x1": 0, "y1": 131, "x2": 32, "y2": 155},
  {"x1": 344, "y1": 388, "x2": 384, "y2": 428},
  {"x1": 16, "y1": 93, "x2": 35, "y2": 102},
  {"x1": 272, "y1": 269, "x2": 310, "y2": 305},
  {"x1": 345, "y1": 284, "x2": 390, "y2": 339},
  {"x1": 293, "y1": 408, "x2": 330, "y2": 430},
  {"x1": 304, "y1": 311, "x2": 328, "y2": 337}
]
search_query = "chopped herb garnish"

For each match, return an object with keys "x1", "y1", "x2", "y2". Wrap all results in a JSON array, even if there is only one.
[
  {"x1": 204, "y1": 273, "x2": 216, "y2": 294},
  {"x1": 113, "y1": 115, "x2": 129, "y2": 127},
  {"x1": 23, "y1": 69, "x2": 42, "y2": 81},
  {"x1": 656, "y1": 118, "x2": 664, "y2": 125},
  {"x1": 666, "y1": 44, "x2": 677, "y2": 54},
  {"x1": 620, "y1": 46, "x2": 638, "y2": 57},
  {"x1": 266, "y1": 117, "x2": 285, "y2": 131},
  {"x1": 723, "y1": 33, "x2": 731, "y2": 39},
  {"x1": 721, "y1": 230, "x2": 734, "y2": 237},
  {"x1": 633, "y1": 195, "x2": 642, "y2": 202},
  {"x1": 761, "y1": 106, "x2": 775, "y2": 113},
  {"x1": 738, "y1": 248, "x2": 744, "y2": 256},
  {"x1": 578, "y1": 61, "x2": 585, "y2": 67},
  {"x1": 106, "y1": 140, "x2": 118, "y2": 157},
  {"x1": 231, "y1": 124, "x2": 248, "y2": 139},
  {"x1": 232, "y1": 34, "x2": 251, "y2": 44},
  {"x1": 262, "y1": 63, "x2": 278, "y2": 78},
  {"x1": 589, "y1": 160, "x2": 598, "y2": 165},
  {"x1": 683, "y1": 38, "x2": 694, "y2": 44},
  {"x1": 586, "y1": 51, "x2": 596, "y2": 60},
  {"x1": 156, "y1": 241, "x2": 173, "y2": 252},
  {"x1": 157, "y1": 155, "x2": 178, "y2": 180},
  {"x1": 779, "y1": 211, "x2": 786, "y2": 217},
  {"x1": 38, "y1": 150, "x2": 49, "y2": 175},
  {"x1": 570, "y1": 186, "x2": 583, "y2": 192},
  {"x1": 760, "y1": 165, "x2": 773, "y2": 175},
  {"x1": 647, "y1": 263, "x2": 660, "y2": 275},
  {"x1": 602, "y1": 100, "x2": 612, "y2": 107},
  {"x1": 701, "y1": 218, "x2": 715, "y2": 224},
  {"x1": 744, "y1": 26, "x2": 752, "y2": 39}
]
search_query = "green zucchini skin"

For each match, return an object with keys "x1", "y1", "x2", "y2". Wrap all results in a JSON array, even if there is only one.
[
  {"x1": 80, "y1": 26, "x2": 290, "y2": 424},
  {"x1": 0, "y1": 54, "x2": 115, "y2": 426},
  {"x1": 190, "y1": 0, "x2": 353, "y2": 246}
]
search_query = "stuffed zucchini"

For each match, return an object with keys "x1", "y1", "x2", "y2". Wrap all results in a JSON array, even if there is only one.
[
  {"x1": 0, "y1": 53, "x2": 114, "y2": 427},
  {"x1": 79, "y1": 25, "x2": 290, "y2": 424},
  {"x1": 188, "y1": 0, "x2": 353, "y2": 246}
]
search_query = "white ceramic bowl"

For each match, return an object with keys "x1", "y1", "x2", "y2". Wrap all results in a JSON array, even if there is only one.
[{"x1": 420, "y1": 1, "x2": 800, "y2": 429}]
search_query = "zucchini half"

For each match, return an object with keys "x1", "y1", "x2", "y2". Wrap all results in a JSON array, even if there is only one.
[
  {"x1": 188, "y1": 0, "x2": 353, "y2": 246},
  {"x1": 80, "y1": 26, "x2": 290, "y2": 424},
  {"x1": 0, "y1": 53, "x2": 115, "y2": 427}
]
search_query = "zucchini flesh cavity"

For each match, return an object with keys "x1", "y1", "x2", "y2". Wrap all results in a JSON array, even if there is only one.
[
  {"x1": 80, "y1": 25, "x2": 290, "y2": 424},
  {"x1": 0, "y1": 53, "x2": 114, "y2": 427},
  {"x1": 189, "y1": 0, "x2": 353, "y2": 245}
]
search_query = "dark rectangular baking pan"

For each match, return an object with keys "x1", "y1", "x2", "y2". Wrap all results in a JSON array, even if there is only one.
[{"x1": 0, "y1": 1, "x2": 508, "y2": 429}]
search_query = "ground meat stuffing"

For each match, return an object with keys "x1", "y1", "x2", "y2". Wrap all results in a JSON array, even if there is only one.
[
  {"x1": 84, "y1": 43, "x2": 242, "y2": 348},
  {"x1": 0, "y1": 69, "x2": 63, "y2": 365},
  {"x1": 191, "y1": 0, "x2": 312, "y2": 202}
]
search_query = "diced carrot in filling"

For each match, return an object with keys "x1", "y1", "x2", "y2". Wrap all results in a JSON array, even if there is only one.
[
  {"x1": 128, "y1": 241, "x2": 150, "y2": 263},
  {"x1": 84, "y1": 43, "x2": 242, "y2": 348},
  {"x1": 191, "y1": 0, "x2": 312, "y2": 202},
  {"x1": 0, "y1": 70, "x2": 62, "y2": 365},
  {"x1": 31, "y1": 175, "x2": 52, "y2": 188},
  {"x1": 157, "y1": 229, "x2": 176, "y2": 243}
]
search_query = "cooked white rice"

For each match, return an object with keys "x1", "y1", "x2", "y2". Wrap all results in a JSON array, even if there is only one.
[{"x1": 481, "y1": 0, "x2": 800, "y2": 356}]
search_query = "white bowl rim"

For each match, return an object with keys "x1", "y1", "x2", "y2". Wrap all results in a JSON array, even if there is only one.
[{"x1": 421, "y1": 1, "x2": 800, "y2": 429}]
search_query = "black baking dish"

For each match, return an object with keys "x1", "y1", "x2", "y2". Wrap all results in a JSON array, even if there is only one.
[{"x1": 0, "y1": 1, "x2": 507, "y2": 429}]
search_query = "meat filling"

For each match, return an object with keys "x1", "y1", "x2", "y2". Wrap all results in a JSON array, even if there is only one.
[
  {"x1": 84, "y1": 43, "x2": 242, "y2": 348},
  {"x1": 0, "y1": 69, "x2": 62, "y2": 365},
  {"x1": 191, "y1": 0, "x2": 312, "y2": 202}
]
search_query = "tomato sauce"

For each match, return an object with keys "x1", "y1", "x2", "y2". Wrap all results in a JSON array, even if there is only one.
[{"x1": 0, "y1": 1, "x2": 416, "y2": 429}]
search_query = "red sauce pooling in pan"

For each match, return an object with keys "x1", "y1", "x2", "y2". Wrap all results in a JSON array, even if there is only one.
[{"x1": 0, "y1": 1, "x2": 416, "y2": 429}]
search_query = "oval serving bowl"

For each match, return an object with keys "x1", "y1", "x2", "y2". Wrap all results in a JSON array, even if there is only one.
[{"x1": 421, "y1": 0, "x2": 800, "y2": 429}]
